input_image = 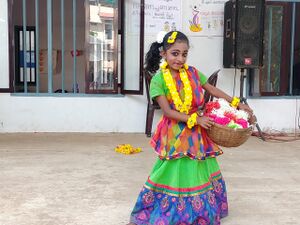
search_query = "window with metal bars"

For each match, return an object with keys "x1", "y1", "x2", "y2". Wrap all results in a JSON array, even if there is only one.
[{"x1": 7, "y1": 0, "x2": 144, "y2": 95}]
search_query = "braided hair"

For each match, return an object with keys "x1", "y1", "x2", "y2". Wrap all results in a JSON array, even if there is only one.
[{"x1": 145, "y1": 31, "x2": 189, "y2": 73}]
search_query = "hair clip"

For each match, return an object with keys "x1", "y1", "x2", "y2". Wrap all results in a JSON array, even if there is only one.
[{"x1": 167, "y1": 31, "x2": 178, "y2": 44}]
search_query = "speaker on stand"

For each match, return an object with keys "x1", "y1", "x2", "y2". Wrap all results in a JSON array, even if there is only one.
[{"x1": 223, "y1": 0, "x2": 266, "y2": 140}]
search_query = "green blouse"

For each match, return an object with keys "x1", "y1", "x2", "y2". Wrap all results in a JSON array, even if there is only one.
[{"x1": 150, "y1": 69, "x2": 207, "y2": 100}]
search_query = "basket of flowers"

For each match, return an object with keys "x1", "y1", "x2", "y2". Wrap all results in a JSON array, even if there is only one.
[{"x1": 204, "y1": 98, "x2": 255, "y2": 147}]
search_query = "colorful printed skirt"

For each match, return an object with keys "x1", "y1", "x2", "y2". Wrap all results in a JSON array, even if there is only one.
[{"x1": 130, "y1": 157, "x2": 228, "y2": 225}]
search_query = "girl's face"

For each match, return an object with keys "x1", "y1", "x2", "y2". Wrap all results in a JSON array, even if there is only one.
[{"x1": 161, "y1": 41, "x2": 189, "y2": 72}]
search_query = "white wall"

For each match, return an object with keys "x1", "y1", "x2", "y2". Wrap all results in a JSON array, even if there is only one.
[
  {"x1": 0, "y1": 94, "x2": 147, "y2": 132},
  {"x1": 0, "y1": 0, "x2": 299, "y2": 133},
  {"x1": 247, "y1": 99, "x2": 300, "y2": 132}
]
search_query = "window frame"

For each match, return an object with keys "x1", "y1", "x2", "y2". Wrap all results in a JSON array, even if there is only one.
[
  {"x1": 85, "y1": 0, "x2": 119, "y2": 94},
  {"x1": 258, "y1": 1, "x2": 292, "y2": 96},
  {"x1": 120, "y1": 0, "x2": 145, "y2": 95},
  {"x1": 1, "y1": 0, "x2": 14, "y2": 93}
]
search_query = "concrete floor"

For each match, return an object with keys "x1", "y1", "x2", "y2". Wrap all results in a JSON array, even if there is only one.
[{"x1": 0, "y1": 133, "x2": 300, "y2": 225}]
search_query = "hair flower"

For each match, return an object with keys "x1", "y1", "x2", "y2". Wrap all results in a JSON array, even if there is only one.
[
  {"x1": 167, "y1": 31, "x2": 178, "y2": 43},
  {"x1": 156, "y1": 31, "x2": 167, "y2": 44}
]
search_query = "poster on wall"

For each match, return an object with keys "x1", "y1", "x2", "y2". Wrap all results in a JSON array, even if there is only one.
[
  {"x1": 183, "y1": 0, "x2": 226, "y2": 37},
  {"x1": 145, "y1": 0, "x2": 182, "y2": 34},
  {"x1": 127, "y1": 0, "x2": 182, "y2": 35}
]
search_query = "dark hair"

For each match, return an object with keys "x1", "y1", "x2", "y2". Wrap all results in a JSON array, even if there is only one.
[{"x1": 145, "y1": 31, "x2": 189, "y2": 73}]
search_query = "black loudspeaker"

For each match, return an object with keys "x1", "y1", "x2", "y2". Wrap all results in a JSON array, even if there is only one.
[{"x1": 223, "y1": 0, "x2": 265, "y2": 68}]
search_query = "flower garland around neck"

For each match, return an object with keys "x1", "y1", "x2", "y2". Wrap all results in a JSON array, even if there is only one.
[{"x1": 161, "y1": 61, "x2": 192, "y2": 114}]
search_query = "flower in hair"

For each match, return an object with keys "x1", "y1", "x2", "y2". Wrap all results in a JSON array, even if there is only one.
[
  {"x1": 156, "y1": 31, "x2": 167, "y2": 44},
  {"x1": 167, "y1": 31, "x2": 178, "y2": 43}
]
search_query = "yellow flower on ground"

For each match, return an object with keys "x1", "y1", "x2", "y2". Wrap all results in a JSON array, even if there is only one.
[{"x1": 115, "y1": 144, "x2": 142, "y2": 155}]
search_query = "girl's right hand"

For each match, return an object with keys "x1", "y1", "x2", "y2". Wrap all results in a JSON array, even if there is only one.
[{"x1": 197, "y1": 116, "x2": 215, "y2": 129}]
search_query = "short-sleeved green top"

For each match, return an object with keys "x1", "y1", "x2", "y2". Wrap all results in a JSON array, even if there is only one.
[{"x1": 150, "y1": 68, "x2": 207, "y2": 100}]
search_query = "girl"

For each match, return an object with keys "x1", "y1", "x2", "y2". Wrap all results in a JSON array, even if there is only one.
[{"x1": 129, "y1": 31, "x2": 252, "y2": 225}]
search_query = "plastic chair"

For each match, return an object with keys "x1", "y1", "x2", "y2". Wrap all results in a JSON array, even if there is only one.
[
  {"x1": 203, "y1": 69, "x2": 220, "y2": 103},
  {"x1": 145, "y1": 70, "x2": 161, "y2": 137}
]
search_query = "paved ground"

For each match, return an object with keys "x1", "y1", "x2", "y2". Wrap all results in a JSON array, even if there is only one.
[{"x1": 0, "y1": 133, "x2": 299, "y2": 225}]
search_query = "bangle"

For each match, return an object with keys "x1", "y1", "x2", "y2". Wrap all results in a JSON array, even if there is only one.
[
  {"x1": 230, "y1": 96, "x2": 240, "y2": 108},
  {"x1": 187, "y1": 113, "x2": 198, "y2": 129},
  {"x1": 197, "y1": 110, "x2": 204, "y2": 117}
]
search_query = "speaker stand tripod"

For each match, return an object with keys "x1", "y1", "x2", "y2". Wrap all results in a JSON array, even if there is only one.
[{"x1": 239, "y1": 68, "x2": 265, "y2": 141}]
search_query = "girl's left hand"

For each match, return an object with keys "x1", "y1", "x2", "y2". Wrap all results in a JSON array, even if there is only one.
[{"x1": 238, "y1": 102, "x2": 253, "y2": 115}]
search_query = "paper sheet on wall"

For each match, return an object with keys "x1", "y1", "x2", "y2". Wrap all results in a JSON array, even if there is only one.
[
  {"x1": 127, "y1": 0, "x2": 182, "y2": 35},
  {"x1": 145, "y1": 0, "x2": 182, "y2": 34},
  {"x1": 183, "y1": 0, "x2": 227, "y2": 37}
]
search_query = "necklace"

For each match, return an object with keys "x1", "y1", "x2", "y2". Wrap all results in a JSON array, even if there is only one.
[{"x1": 161, "y1": 62, "x2": 192, "y2": 114}]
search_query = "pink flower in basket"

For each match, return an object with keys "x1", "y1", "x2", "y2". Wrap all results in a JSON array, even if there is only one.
[
  {"x1": 205, "y1": 99, "x2": 250, "y2": 129},
  {"x1": 235, "y1": 118, "x2": 248, "y2": 129},
  {"x1": 214, "y1": 116, "x2": 231, "y2": 126}
]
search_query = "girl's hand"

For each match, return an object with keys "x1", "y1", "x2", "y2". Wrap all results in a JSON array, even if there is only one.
[
  {"x1": 238, "y1": 102, "x2": 253, "y2": 115},
  {"x1": 238, "y1": 103, "x2": 256, "y2": 124},
  {"x1": 196, "y1": 116, "x2": 215, "y2": 129}
]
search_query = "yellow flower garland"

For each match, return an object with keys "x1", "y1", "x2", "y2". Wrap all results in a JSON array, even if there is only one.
[
  {"x1": 161, "y1": 63, "x2": 192, "y2": 114},
  {"x1": 115, "y1": 144, "x2": 142, "y2": 155}
]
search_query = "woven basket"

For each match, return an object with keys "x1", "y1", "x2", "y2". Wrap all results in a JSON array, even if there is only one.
[{"x1": 206, "y1": 123, "x2": 253, "y2": 147}]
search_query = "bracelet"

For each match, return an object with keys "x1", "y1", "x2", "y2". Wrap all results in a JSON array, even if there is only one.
[
  {"x1": 230, "y1": 96, "x2": 240, "y2": 108},
  {"x1": 187, "y1": 113, "x2": 198, "y2": 129},
  {"x1": 196, "y1": 110, "x2": 204, "y2": 117}
]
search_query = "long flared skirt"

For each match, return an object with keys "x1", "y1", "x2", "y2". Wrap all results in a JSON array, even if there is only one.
[{"x1": 130, "y1": 157, "x2": 228, "y2": 225}]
